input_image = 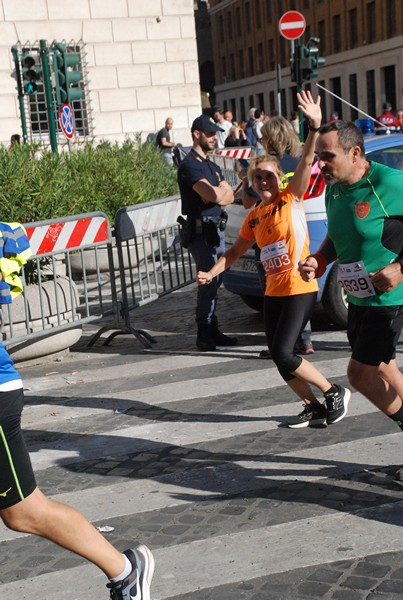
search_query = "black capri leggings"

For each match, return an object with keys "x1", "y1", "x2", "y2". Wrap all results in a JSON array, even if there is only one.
[{"x1": 264, "y1": 292, "x2": 317, "y2": 382}]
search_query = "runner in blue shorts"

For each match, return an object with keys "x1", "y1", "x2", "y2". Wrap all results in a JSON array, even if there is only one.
[
  {"x1": 0, "y1": 342, "x2": 154, "y2": 599},
  {"x1": 299, "y1": 119, "x2": 403, "y2": 481}
]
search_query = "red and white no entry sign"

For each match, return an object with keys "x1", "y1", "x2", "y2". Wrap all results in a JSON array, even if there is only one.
[{"x1": 279, "y1": 10, "x2": 306, "y2": 40}]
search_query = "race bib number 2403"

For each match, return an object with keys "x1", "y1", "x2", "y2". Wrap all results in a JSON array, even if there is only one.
[{"x1": 260, "y1": 240, "x2": 292, "y2": 277}]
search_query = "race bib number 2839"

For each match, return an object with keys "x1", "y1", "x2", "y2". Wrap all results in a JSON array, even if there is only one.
[{"x1": 337, "y1": 261, "x2": 376, "y2": 298}]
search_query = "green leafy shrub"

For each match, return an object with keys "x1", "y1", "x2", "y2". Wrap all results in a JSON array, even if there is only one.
[{"x1": 0, "y1": 135, "x2": 179, "y2": 224}]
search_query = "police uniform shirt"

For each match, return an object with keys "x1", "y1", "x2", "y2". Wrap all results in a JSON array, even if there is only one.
[{"x1": 177, "y1": 149, "x2": 224, "y2": 217}]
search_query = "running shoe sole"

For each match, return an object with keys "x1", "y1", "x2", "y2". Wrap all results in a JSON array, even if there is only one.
[
  {"x1": 326, "y1": 388, "x2": 351, "y2": 425},
  {"x1": 287, "y1": 416, "x2": 327, "y2": 428},
  {"x1": 136, "y1": 544, "x2": 155, "y2": 600}
]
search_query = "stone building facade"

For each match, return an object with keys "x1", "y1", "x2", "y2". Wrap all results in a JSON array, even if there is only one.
[
  {"x1": 208, "y1": 0, "x2": 403, "y2": 124},
  {"x1": 0, "y1": 0, "x2": 202, "y2": 147}
]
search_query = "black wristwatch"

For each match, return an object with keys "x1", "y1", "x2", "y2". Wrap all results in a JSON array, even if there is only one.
[{"x1": 309, "y1": 124, "x2": 321, "y2": 132}]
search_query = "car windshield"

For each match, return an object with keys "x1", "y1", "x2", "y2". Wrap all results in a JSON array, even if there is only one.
[{"x1": 366, "y1": 143, "x2": 403, "y2": 171}]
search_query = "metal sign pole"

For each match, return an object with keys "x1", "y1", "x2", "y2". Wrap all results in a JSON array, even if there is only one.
[
  {"x1": 276, "y1": 65, "x2": 282, "y2": 115},
  {"x1": 39, "y1": 39, "x2": 58, "y2": 153}
]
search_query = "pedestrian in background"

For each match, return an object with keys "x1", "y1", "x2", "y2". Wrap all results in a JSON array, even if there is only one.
[
  {"x1": 299, "y1": 118, "x2": 403, "y2": 481},
  {"x1": 375, "y1": 102, "x2": 400, "y2": 133},
  {"x1": 224, "y1": 124, "x2": 248, "y2": 147},
  {"x1": 213, "y1": 108, "x2": 232, "y2": 149},
  {"x1": 198, "y1": 91, "x2": 350, "y2": 429},
  {"x1": 8, "y1": 133, "x2": 21, "y2": 149},
  {"x1": 289, "y1": 110, "x2": 300, "y2": 136},
  {"x1": 177, "y1": 115, "x2": 237, "y2": 351},
  {"x1": 156, "y1": 117, "x2": 176, "y2": 165}
]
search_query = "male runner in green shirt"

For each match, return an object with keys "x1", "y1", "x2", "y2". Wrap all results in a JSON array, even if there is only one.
[{"x1": 299, "y1": 120, "x2": 403, "y2": 481}]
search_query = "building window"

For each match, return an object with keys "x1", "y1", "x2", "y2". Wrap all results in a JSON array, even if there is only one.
[
  {"x1": 221, "y1": 56, "x2": 227, "y2": 83},
  {"x1": 230, "y1": 99, "x2": 236, "y2": 120},
  {"x1": 349, "y1": 9, "x2": 358, "y2": 49},
  {"x1": 279, "y1": 36, "x2": 287, "y2": 68},
  {"x1": 268, "y1": 39, "x2": 275, "y2": 71},
  {"x1": 367, "y1": 2, "x2": 376, "y2": 44},
  {"x1": 248, "y1": 47, "x2": 255, "y2": 76},
  {"x1": 383, "y1": 65, "x2": 396, "y2": 110},
  {"x1": 366, "y1": 69, "x2": 376, "y2": 117},
  {"x1": 255, "y1": 0, "x2": 261, "y2": 27},
  {"x1": 230, "y1": 53, "x2": 236, "y2": 80},
  {"x1": 227, "y1": 11, "x2": 233, "y2": 41},
  {"x1": 331, "y1": 77, "x2": 342, "y2": 117},
  {"x1": 349, "y1": 74, "x2": 358, "y2": 120},
  {"x1": 236, "y1": 6, "x2": 242, "y2": 36},
  {"x1": 333, "y1": 15, "x2": 341, "y2": 54},
  {"x1": 386, "y1": 0, "x2": 396, "y2": 37},
  {"x1": 266, "y1": 0, "x2": 272, "y2": 23},
  {"x1": 257, "y1": 92, "x2": 265, "y2": 112},
  {"x1": 269, "y1": 90, "x2": 275, "y2": 114},
  {"x1": 239, "y1": 49, "x2": 245, "y2": 79},
  {"x1": 240, "y1": 97, "x2": 246, "y2": 121},
  {"x1": 257, "y1": 43, "x2": 264, "y2": 74},
  {"x1": 249, "y1": 95, "x2": 254, "y2": 111},
  {"x1": 219, "y1": 15, "x2": 224, "y2": 43},
  {"x1": 245, "y1": 2, "x2": 251, "y2": 33},
  {"x1": 318, "y1": 21, "x2": 326, "y2": 54}
]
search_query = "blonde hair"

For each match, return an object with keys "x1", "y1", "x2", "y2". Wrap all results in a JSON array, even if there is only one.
[
  {"x1": 247, "y1": 154, "x2": 284, "y2": 189},
  {"x1": 261, "y1": 115, "x2": 301, "y2": 158}
]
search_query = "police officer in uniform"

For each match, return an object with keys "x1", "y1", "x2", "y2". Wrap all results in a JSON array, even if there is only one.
[{"x1": 177, "y1": 115, "x2": 237, "y2": 351}]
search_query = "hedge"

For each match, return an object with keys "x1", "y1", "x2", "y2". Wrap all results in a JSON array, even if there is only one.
[{"x1": 0, "y1": 134, "x2": 179, "y2": 224}]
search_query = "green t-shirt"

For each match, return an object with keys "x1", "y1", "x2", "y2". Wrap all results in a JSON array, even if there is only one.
[{"x1": 326, "y1": 161, "x2": 403, "y2": 306}]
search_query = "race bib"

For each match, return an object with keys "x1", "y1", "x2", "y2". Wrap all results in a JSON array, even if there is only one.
[
  {"x1": 337, "y1": 262, "x2": 376, "y2": 298},
  {"x1": 260, "y1": 240, "x2": 292, "y2": 276}
]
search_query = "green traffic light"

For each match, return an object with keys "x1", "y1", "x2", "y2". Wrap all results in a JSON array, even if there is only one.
[
  {"x1": 24, "y1": 81, "x2": 37, "y2": 94},
  {"x1": 52, "y1": 45, "x2": 83, "y2": 106},
  {"x1": 21, "y1": 53, "x2": 41, "y2": 95}
]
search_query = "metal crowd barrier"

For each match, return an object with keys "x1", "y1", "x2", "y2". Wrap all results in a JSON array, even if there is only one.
[
  {"x1": 90, "y1": 195, "x2": 196, "y2": 349},
  {"x1": 211, "y1": 147, "x2": 256, "y2": 188},
  {"x1": 1, "y1": 212, "x2": 116, "y2": 350}
]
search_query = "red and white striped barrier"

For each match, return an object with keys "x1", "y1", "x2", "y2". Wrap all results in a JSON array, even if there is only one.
[
  {"x1": 25, "y1": 214, "x2": 111, "y2": 256},
  {"x1": 213, "y1": 147, "x2": 254, "y2": 159}
]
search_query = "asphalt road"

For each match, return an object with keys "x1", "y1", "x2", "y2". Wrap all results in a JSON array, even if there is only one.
[{"x1": 1, "y1": 284, "x2": 402, "y2": 600}]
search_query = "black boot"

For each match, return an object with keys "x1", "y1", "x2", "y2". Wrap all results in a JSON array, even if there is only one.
[
  {"x1": 196, "y1": 324, "x2": 216, "y2": 351},
  {"x1": 211, "y1": 319, "x2": 238, "y2": 346}
]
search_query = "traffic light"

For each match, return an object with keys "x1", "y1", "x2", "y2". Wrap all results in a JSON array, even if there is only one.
[
  {"x1": 291, "y1": 47, "x2": 301, "y2": 86},
  {"x1": 52, "y1": 43, "x2": 83, "y2": 106},
  {"x1": 21, "y1": 53, "x2": 41, "y2": 95},
  {"x1": 299, "y1": 38, "x2": 325, "y2": 83}
]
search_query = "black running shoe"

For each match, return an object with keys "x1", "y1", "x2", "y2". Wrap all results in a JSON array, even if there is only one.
[
  {"x1": 286, "y1": 401, "x2": 327, "y2": 428},
  {"x1": 324, "y1": 385, "x2": 351, "y2": 424},
  {"x1": 107, "y1": 545, "x2": 155, "y2": 600}
]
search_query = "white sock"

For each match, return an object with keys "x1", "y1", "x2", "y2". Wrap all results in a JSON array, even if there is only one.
[{"x1": 109, "y1": 554, "x2": 133, "y2": 583}]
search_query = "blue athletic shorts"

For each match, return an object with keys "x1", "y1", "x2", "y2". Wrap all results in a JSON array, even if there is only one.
[
  {"x1": 347, "y1": 304, "x2": 403, "y2": 366},
  {"x1": 0, "y1": 388, "x2": 37, "y2": 509}
]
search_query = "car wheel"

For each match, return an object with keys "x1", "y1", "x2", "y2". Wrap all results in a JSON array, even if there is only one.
[
  {"x1": 322, "y1": 262, "x2": 348, "y2": 328},
  {"x1": 240, "y1": 294, "x2": 264, "y2": 312}
]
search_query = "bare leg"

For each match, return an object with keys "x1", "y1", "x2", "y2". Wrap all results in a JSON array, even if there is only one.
[
  {"x1": 347, "y1": 358, "x2": 403, "y2": 416},
  {"x1": 287, "y1": 376, "x2": 319, "y2": 404},
  {"x1": 0, "y1": 487, "x2": 125, "y2": 579},
  {"x1": 292, "y1": 357, "x2": 333, "y2": 395}
]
